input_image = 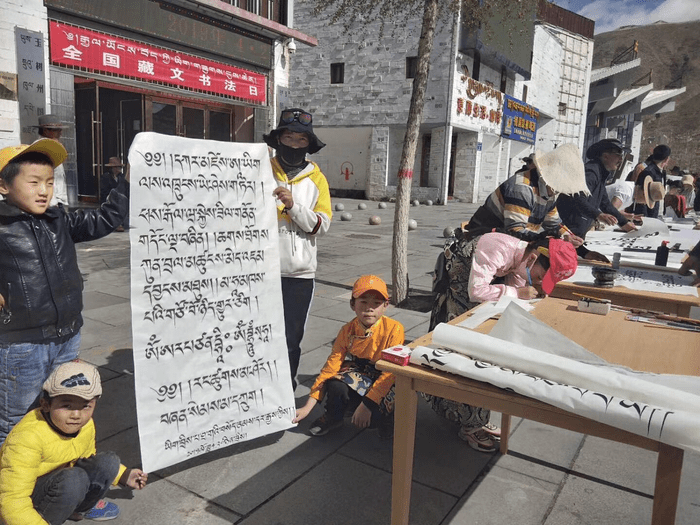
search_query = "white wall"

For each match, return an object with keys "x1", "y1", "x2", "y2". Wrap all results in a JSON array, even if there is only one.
[{"x1": 309, "y1": 127, "x2": 371, "y2": 193}]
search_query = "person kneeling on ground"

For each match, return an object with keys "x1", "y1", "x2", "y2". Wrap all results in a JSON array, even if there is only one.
[
  {"x1": 426, "y1": 234, "x2": 578, "y2": 452},
  {"x1": 293, "y1": 275, "x2": 404, "y2": 438},
  {"x1": 0, "y1": 360, "x2": 147, "y2": 524}
]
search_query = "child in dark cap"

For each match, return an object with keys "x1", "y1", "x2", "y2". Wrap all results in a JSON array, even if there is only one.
[
  {"x1": 0, "y1": 360, "x2": 147, "y2": 523},
  {"x1": 264, "y1": 109, "x2": 332, "y2": 390}
]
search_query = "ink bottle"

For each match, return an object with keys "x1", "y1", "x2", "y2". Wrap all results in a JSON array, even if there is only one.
[{"x1": 654, "y1": 241, "x2": 669, "y2": 266}]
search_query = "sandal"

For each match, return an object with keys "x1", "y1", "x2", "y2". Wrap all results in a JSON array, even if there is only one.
[
  {"x1": 482, "y1": 422, "x2": 501, "y2": 438},
  {"x1": 458, "y1": 426, "x2": 497, "y2": 453}
]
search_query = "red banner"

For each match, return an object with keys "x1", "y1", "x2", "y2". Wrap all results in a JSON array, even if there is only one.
[{"x1": 49, "y1": 21, "x2": 266, "y2": 104}]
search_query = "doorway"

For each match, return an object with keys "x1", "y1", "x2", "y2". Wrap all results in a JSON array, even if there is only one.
[{"x1": 74, "y1": 78, "x2": 255, "y2": 202}]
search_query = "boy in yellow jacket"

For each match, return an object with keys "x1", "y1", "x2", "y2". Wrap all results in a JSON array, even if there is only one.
[
  {"x1": 293, "y1": 275, "x2": 404, "y2": 437},
  {"x1": 0, "y1": 360, "x2": 146, "y2": 524}
]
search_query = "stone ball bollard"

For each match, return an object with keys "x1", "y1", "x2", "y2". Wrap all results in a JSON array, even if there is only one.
[
  {"x1": 425, "y1": 200, "x2": 433, "y2": 206},
  {"x1": 358, "y1": 202, "x2": 367, "y2": 210},
  {"x1": 334, "y1": 203, "x2": 345, "y2": 211},
  {"x1": 369, "y1": 216, "x2": 381, "y2": 225},
  {"x1": 443, "y1": 227, "x2": 454, "y2": 238},
  {"x1": 378, "y1": 202, "x2": 388, "y2": 209},
  {"x1": 408, "y1": 219, "x2": 418, "y2": 230},
  {"x1": 340, "y1": 212, "x2": 352, "y2": 221},
  {"x1": 412, "y1": 200, "x2": 420, "y2": 206}
]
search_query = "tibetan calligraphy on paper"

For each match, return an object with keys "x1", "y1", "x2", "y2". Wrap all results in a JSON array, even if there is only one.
[{"x1": 128, "y1": 132, "x2": 294, "y2": 472}]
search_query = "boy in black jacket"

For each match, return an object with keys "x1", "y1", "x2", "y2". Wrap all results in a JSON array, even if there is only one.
[{"x1": 0, "y1": 139, "x2": 128, "y2": 443}]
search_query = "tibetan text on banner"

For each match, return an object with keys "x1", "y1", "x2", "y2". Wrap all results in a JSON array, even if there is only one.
[{"x1": 128, "y1": 132, "x2": 293, "y2": 472}]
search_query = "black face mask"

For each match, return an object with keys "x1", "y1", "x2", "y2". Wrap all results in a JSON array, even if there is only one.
[{"x1": 278, "y1": 143, "x2": 309, "y2": 167}]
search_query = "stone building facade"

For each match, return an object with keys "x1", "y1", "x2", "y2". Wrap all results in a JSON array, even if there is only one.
[{"x1": 286, "y1": 1, "x2": 594, "y2": 204}]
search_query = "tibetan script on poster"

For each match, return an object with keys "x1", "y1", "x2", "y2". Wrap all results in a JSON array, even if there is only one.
[{"x1": 128, "y1": 132, "x2": 293, "y2": 472}]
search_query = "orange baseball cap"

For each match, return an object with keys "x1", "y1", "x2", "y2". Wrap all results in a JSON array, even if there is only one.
[
  {"x1": 352, "y1": 275, "x2": 389, "y2": 300},
  {"x1": 0, "y1": 139, "x2": 67, "y2": 174}
]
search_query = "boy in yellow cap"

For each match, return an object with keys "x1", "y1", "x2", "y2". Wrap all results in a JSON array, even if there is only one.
[
  {"x1": 0, "y1": 139, "x2": 128, "y2": 443},
  {"x1": 0, "y1": 360, "x2": 147, "y2": 523},
  {"x1": 293, "y1": 275, "x2": 404, "y2": 437}
]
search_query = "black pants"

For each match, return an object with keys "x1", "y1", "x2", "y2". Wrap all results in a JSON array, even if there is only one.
[
  {"x1": 324, "y1": 379, "x2": 385, "y2": 426},
  {"x1": 281, "y1": 277, "x2": 314, "y2": 390}
]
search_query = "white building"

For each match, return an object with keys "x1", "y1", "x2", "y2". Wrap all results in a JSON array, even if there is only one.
[
  {"x1": 584, "y1": 43, "x2": 686, "y2": 173},
  {"x1": 287, "y1": 1, "x2": 594, "y2": 204}
]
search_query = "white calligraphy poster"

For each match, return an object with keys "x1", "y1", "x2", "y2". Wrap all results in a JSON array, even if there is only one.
[{"x1": 128, "y1": 132, "x2": 294, "y2": 472}]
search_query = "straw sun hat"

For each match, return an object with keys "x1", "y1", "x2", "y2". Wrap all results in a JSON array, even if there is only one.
[{"x1": 532, "y1": 144, "x2": 590, "y2": 196}]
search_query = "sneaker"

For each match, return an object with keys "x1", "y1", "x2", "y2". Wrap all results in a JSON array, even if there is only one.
[
  {"x1": 80, "y1": 500, "x2": 120, "y2": 521},
  {"x1": 308, "y1": 414, "x2": 343, "y2": 436},
  {"x1": 482, "y1": 422, "x2": 501, "y2": 438},
  {"x1": 458, "y1": 426, "x2": 497, "y2": 453}
]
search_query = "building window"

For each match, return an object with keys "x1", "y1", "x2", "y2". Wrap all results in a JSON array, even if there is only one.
[
  {"x1": 406, "y1": 57, "x2": 418, "y2": 79},
  {"x1": 522, "y1": 85, "x2": 528, "y2": 103},
  {"x1": 473, "y1": 51, "x2": 481, "y2": 81},
  {"x1": 244, "y1": 0, "x2": 261, "y2": 14},
  {"x1": 500, "y1": 66, "x2": 507, "y2": 93},
  {"x1": 330, "y1": 63, "x2": 345, "y2": 84}
]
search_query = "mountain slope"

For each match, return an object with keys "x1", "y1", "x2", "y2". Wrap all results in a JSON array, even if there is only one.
[{"x1": 592, "y1": 20, "x2": 700, "y2": 170}]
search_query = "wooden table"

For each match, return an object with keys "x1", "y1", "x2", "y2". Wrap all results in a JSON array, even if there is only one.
[
  {"x1": 378, "y1": 297, "x2": 700, "y2": 525},
  {"x1": 551, "y1": 271, "x2": 700, "y2": 317}
]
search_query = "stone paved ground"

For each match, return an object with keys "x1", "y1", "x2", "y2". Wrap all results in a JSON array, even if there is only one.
[{"x1": 75, "y1": 198, "x2": 699, "y2": 525}]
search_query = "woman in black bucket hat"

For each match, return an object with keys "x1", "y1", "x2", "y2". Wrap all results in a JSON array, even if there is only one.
[{"x1": 266, "y1": 108, "x2": 332, "y2": 391}]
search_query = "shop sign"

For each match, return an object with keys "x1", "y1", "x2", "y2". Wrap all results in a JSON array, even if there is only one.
[
  {"x1": 502, "y1": 94, "x2": 539, "y2": 145},
  {"x1": 49, "y1": 21, "x2": 266, "y2": 104},
  {"x1": 15, "y1": 28, "x2": 46, "y2": 144},
  {"x1": 453, "y1": 75, "x2": 503, "y2": 135}
]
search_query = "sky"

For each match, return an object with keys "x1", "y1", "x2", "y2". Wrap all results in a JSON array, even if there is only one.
[{"x1": 551, "y1": 0, "x2": 700, "y2": 33}]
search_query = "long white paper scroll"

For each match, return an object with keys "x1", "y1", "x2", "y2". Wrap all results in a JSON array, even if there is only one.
[
  {"x1": 410, "y1": 313, "x2": 700, "y2": 453},
  {"x1": 128, "y1": 132, "x2": 294, "y2": 472},
  {"x1": 571, "y1": 264, "x2": 699, "y2": 297}
]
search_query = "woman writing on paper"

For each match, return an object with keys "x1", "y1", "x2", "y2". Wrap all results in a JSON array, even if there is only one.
[{"x1": 426, "y1": 233, "x2": 578, "y2": 452}]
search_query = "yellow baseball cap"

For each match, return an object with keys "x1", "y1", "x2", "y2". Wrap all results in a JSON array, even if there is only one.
[
  {"x1": 0, "y1": 138, "x2": 67, "y2": 174},
  {"x1": 352, "y1": 275, "x2": 389, "y2": 300}
]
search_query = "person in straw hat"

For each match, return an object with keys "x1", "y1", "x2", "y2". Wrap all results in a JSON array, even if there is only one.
[
  {"x1": 680, "y1": 172, "x2": 695, "y2": 210},
  {"x1": 36, "y1": 114, "x2": 69, "y2": 208},
  {"x1": 632, "y1": 144, "x2": 671, "y2": 218},
  {"x1": 463, "y1": 143, "x2": 587, "y2": 247},
  {"x1": 557, "y1": 138, "x2": 637, "y2": 262},
  {"x1": 101, "y1": 156, "x2": 130, "y2": 231}
]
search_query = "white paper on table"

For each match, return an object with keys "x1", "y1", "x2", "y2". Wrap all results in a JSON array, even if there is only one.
[
  {"x1": 622, "y1": 217, "x2": 670, "y2": 238},
  {"x1": 570, "y1": 265, "x2": 699, "y2": 297},
  {"x1": 410, "y1": 304, "x2": 700, "y2": 453},
  {"x1": 128, "y1": 133, "x2": 294, "y2": 472},
  {"x1": 457, "y1": 296, "x2": 536, "y2": 329}
]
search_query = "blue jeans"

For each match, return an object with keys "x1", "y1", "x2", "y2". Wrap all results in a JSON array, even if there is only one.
[
  {"x1": 32, "y1": 451, "x2": 121, "y2": 525},
  {"x1": 0, "y1": 332, "x2": 81, "y2": 443},
  {"x1": 281, "y1": 277, "x2": 314, "y2": 390}
]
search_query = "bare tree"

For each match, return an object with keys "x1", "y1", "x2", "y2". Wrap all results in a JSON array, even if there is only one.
[{"x1": 307, "y1": 0, "x2": 543, "y2": 303}]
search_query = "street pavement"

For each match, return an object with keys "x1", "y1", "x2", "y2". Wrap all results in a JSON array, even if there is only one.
[{"x1": 76, "y1": 198, "x2": 699, "y2": 525}]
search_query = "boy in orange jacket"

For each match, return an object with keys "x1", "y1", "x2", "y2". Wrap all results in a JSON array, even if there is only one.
[{"x1": 293, "y1": 275, "x2": 404, "y2": 437}]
